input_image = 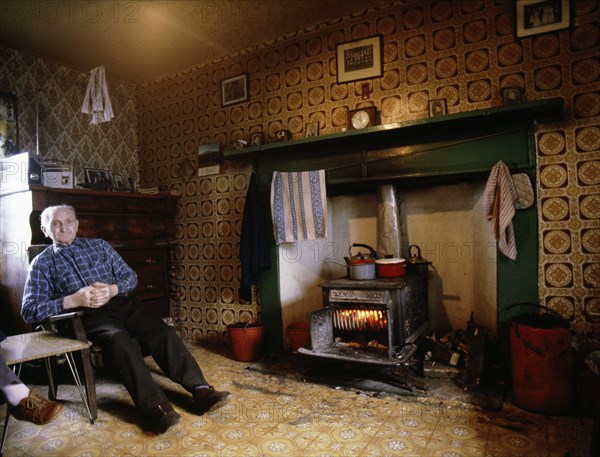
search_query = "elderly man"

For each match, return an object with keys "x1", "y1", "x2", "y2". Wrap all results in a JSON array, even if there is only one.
[{"x1": 21, "y1": 205, "x2": 230, "y2": 434}]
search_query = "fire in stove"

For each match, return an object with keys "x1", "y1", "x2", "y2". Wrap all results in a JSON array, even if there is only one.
[
  {"x1": 333, "y1": 308, "x2": 388, "y2": 332},
  {"x1": 332, "y1": 306, "x2": 390, "y2": 355}
]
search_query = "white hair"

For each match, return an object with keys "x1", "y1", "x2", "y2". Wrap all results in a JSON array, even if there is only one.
[{"x1": 40, "y1": 205, "x2": 77, "y2": 230}]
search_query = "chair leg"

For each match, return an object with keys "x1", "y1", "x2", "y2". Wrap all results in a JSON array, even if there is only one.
[
  {"x1": 43, "y1": 357, "x2": 57, "y2": 401},
  {"x1": 1, "y1": 363, "x2": 22, "y2": 456},
  {"x1": 71, "y1": 317, "x2": 97, "y2": 423},
  {"x1": 63, "y1": 351, "x2": 96, "y2": 423},
  {"x1": 79, "y1": 348, "x2": 97, "y2": 423},
  {"x1": 0, "y1": 361, "x2": 26, "y2": 455},
  {"x1": 1, "y1": 404, "x2": 10, "y2": 457}
]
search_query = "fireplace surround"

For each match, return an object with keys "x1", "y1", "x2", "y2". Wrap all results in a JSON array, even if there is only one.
[{"x1": 225, "y1": 99, "x2": 564, "y2": 368}]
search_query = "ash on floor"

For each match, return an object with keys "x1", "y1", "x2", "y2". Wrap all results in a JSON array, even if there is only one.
[{"x1": 248, "y1": 353, "x2": 504, "y2": 411}]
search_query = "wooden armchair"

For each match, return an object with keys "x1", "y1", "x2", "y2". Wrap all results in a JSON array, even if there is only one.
[
  {"x1": 39, "y1": 311, "x2": 97, "y2": 421},
  {"x1": 24, "y1": 245, "x2": 98, "y2": 420}
]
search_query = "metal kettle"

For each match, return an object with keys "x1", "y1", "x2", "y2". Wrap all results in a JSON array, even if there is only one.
[
  {"x1": 406, "y1": 244, "x2": 431, "y2": 275},
  {"x1": 347, "y1": 243, "x2": 377, "y2": 263}
]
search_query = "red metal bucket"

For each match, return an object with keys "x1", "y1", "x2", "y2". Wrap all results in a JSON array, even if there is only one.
[
  {"x1": 287, "y1": 321, "x2": 311, "y2": 352},
  {"x1": 509, "y1": 304, "x2": 572, "y2": 415}
]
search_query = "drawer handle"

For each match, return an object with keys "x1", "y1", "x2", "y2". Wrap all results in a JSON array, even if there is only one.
[
  {"x1": 145, "y1": 283, "x2": 156, "y2": 290},
  {"x1": 145, "y1": 258, "x2": 157, "y2": 265}
]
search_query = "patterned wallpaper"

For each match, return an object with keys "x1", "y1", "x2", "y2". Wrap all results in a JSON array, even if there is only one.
[
  {"x1": 3, "y1": 0, "x2": 595, "y2": 350},
  {"x1": 137, "y1": 0, "x2": 599, "y2": 349},
  {"x1": 0, "y1": 47, "x2": 138, "y2": 185}
]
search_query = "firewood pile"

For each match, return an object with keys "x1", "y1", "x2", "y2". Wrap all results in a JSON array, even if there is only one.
[{"x1": 419, "y1": 314, "x2": 498, "y2": 389}]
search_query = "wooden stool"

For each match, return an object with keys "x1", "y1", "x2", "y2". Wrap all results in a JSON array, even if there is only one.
[{"x1": 1, "y1": 330, "x2": 97, "y2": 456}]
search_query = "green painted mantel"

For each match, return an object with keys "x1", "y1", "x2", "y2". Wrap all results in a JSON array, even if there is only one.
[
  {"x1": 226, "y1": 98, "x2": 564, "y2": 191},
  {"x1": 229, "y1": 98, "x2": 564, "y2": 371}
]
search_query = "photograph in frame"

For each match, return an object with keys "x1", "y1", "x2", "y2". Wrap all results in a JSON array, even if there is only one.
[
  {"x1": 113, "y1": 174, "x2": 125, "y2": 190},
  {"x1": 336, "y1": 36, "x2": 383, "y2": 84},
  {"x1": 0, "y1": 92, "x2": 19, "y2": 158},
  {"x1": 428, "y1": 99, "x2": 447, "y2": 117},
  {"x1": 84, "y1": 167, "x2": 113, "y2": 190},
  {"x1": 306, "y1": 122, "x2": 319, "y2": 138},
  {"x1": 250, "y1": 132, "x2": 263, "y2": 146},
  {"x1": 516, "y1": 0, "x2": 570, "y2": 38},
  {"x1": 501, "y1": 87, "x2": 524, "y2": 105},
  {"x1": 221, "y1": 74, "x2": 248, "y2": 106}
]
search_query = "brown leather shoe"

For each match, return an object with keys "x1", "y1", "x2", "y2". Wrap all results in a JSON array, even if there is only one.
[
  {"x1": 9, "y1": 391, "x2": 63, "y2": 425},
  {"x1": 192, "y1": 386, "x2": 231, "y2": 415},
  {"x1": 146, "y1": 401, "x2": 180, "y2": 434}
]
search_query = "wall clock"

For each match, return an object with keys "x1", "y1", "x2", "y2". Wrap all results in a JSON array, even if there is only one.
[{"x1": 347, "y1": 106, "x2": 377, "y2": 130}]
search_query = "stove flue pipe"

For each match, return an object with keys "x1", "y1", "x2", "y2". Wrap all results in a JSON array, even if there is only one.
[{"x1": 376, "y1": 185, "x2": 402, "y2": 259}]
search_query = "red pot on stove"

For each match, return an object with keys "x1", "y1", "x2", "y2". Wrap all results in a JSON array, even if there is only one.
[{"x1": 375, "y1": 258, "x2": 406, "y2": 277}]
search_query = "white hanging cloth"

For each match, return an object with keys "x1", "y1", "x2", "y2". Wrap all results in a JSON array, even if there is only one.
[{"x1": 81, "y1": 65, "x2": 114, "y2": 124}]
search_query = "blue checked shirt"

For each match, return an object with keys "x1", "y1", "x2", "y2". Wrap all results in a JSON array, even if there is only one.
[{"x1": 21, "y1": 237, "x2": 138, "y2": 323}]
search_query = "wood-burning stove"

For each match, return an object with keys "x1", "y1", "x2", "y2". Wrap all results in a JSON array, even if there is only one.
[{"x1": 299, "y1": 275, "x2": 429, "y2": 366}]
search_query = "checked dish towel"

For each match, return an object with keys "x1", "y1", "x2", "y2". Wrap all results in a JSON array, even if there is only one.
[{"x1": 482, "y1": 161, "x2": 518, "y2": 260}]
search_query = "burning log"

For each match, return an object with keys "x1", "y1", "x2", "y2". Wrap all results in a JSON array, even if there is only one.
[{"x1": 333, "y1": 308, "x2": 388, "y2": 332}]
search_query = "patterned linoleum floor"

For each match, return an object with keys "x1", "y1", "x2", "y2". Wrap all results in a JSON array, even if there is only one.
[{"x1": 1, "y1": 343, "x2": 593, "y2": 457}]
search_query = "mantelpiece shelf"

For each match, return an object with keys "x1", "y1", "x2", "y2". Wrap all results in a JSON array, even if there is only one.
[
  {"x1": 225, "y1": 98, "x2": 564, "y2": 159},
  {"x1": 226, "y1": 98, "x2": 563, "y2": 192}
]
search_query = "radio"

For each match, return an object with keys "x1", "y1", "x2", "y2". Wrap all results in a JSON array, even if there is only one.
[{"x1": 41, "y1": 161, "x2": 74, "y2": 189}]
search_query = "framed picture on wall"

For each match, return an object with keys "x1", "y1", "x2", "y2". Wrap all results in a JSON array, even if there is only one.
[
  {"x1": 221, "y1": 74, "x2": 248, "y2": 106},
  {"x1": 516, "y1": 0, "x2": 570, "y2": 38},
  {"x1": 336, "y1": 36, "x2": 383, "y2": 84}
]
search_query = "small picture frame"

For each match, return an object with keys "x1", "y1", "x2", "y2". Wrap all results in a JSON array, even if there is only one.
[
  {"x1": 428, "y1": 99, "x2": 447, "y2": 117},
  {"x1": 275, "y1": 130, "x2": 291, "y2": 142},
  {"x1": 0, "y1": 92, "x2": 19, "y2": 158},
  {"x1": 221, "y1": 74, "x2": 248, "y2": 106},
  {"x1": 336, "y1": 36, "x2": 383, "y2": 84},
  {"x1": 501, "y1": 86, "x2": 524, "y2": 105},
  {"x1": 250, "y1": 132, "x2": 263, "y2": 146},
  {"x1": 113, "y1": 174, "x2": 125, "y2": 190},
  {"x1": 516, "y1": 0, "x2": 570, "y2": 38},
  {"x1": 180, "y1": 157, "x2": 196, "y2": 182},
  {"x1": 84, "y1": 168, "x2": 113, "y2": 190},
  {"x1": 306, "y1": 122, "x2": 319, "y2": 138}
]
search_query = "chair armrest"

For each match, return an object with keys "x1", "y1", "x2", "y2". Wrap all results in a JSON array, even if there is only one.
[
  {"x1": 41, "y1": 311, "x2": 88, "y2": 344},
  {"x1": 46, "y1": 311, "x2": 85, "y2": 322}
]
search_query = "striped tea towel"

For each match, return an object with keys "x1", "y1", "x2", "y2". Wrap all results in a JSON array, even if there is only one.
[
  {"x1": 271, "y1": 170, "x2": 327, "y2": 244},
  {"x1": 482, "y1": 161, "x2": 518, "y2": 260}
]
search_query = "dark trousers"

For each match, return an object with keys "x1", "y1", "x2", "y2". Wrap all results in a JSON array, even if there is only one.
[{"x1": 80, "y1": 296, "x2": 208, "y2": 411}]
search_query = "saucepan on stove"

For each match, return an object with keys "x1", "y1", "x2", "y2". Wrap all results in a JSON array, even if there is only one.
[
  {"x1": 375, "y1": 257, "x2": 406, "y2": 277},
  {"x1": 328, "y1": 258, "x2": 376, "y2": 280}
]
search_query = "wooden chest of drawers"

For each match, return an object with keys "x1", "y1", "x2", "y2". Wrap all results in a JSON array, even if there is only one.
[
  {"x1": 119, "y1": 247, "x2": 170, "y2": 317},
  {"x1": 0, "y1": 186, "x2": 179, "y2": 334}
]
